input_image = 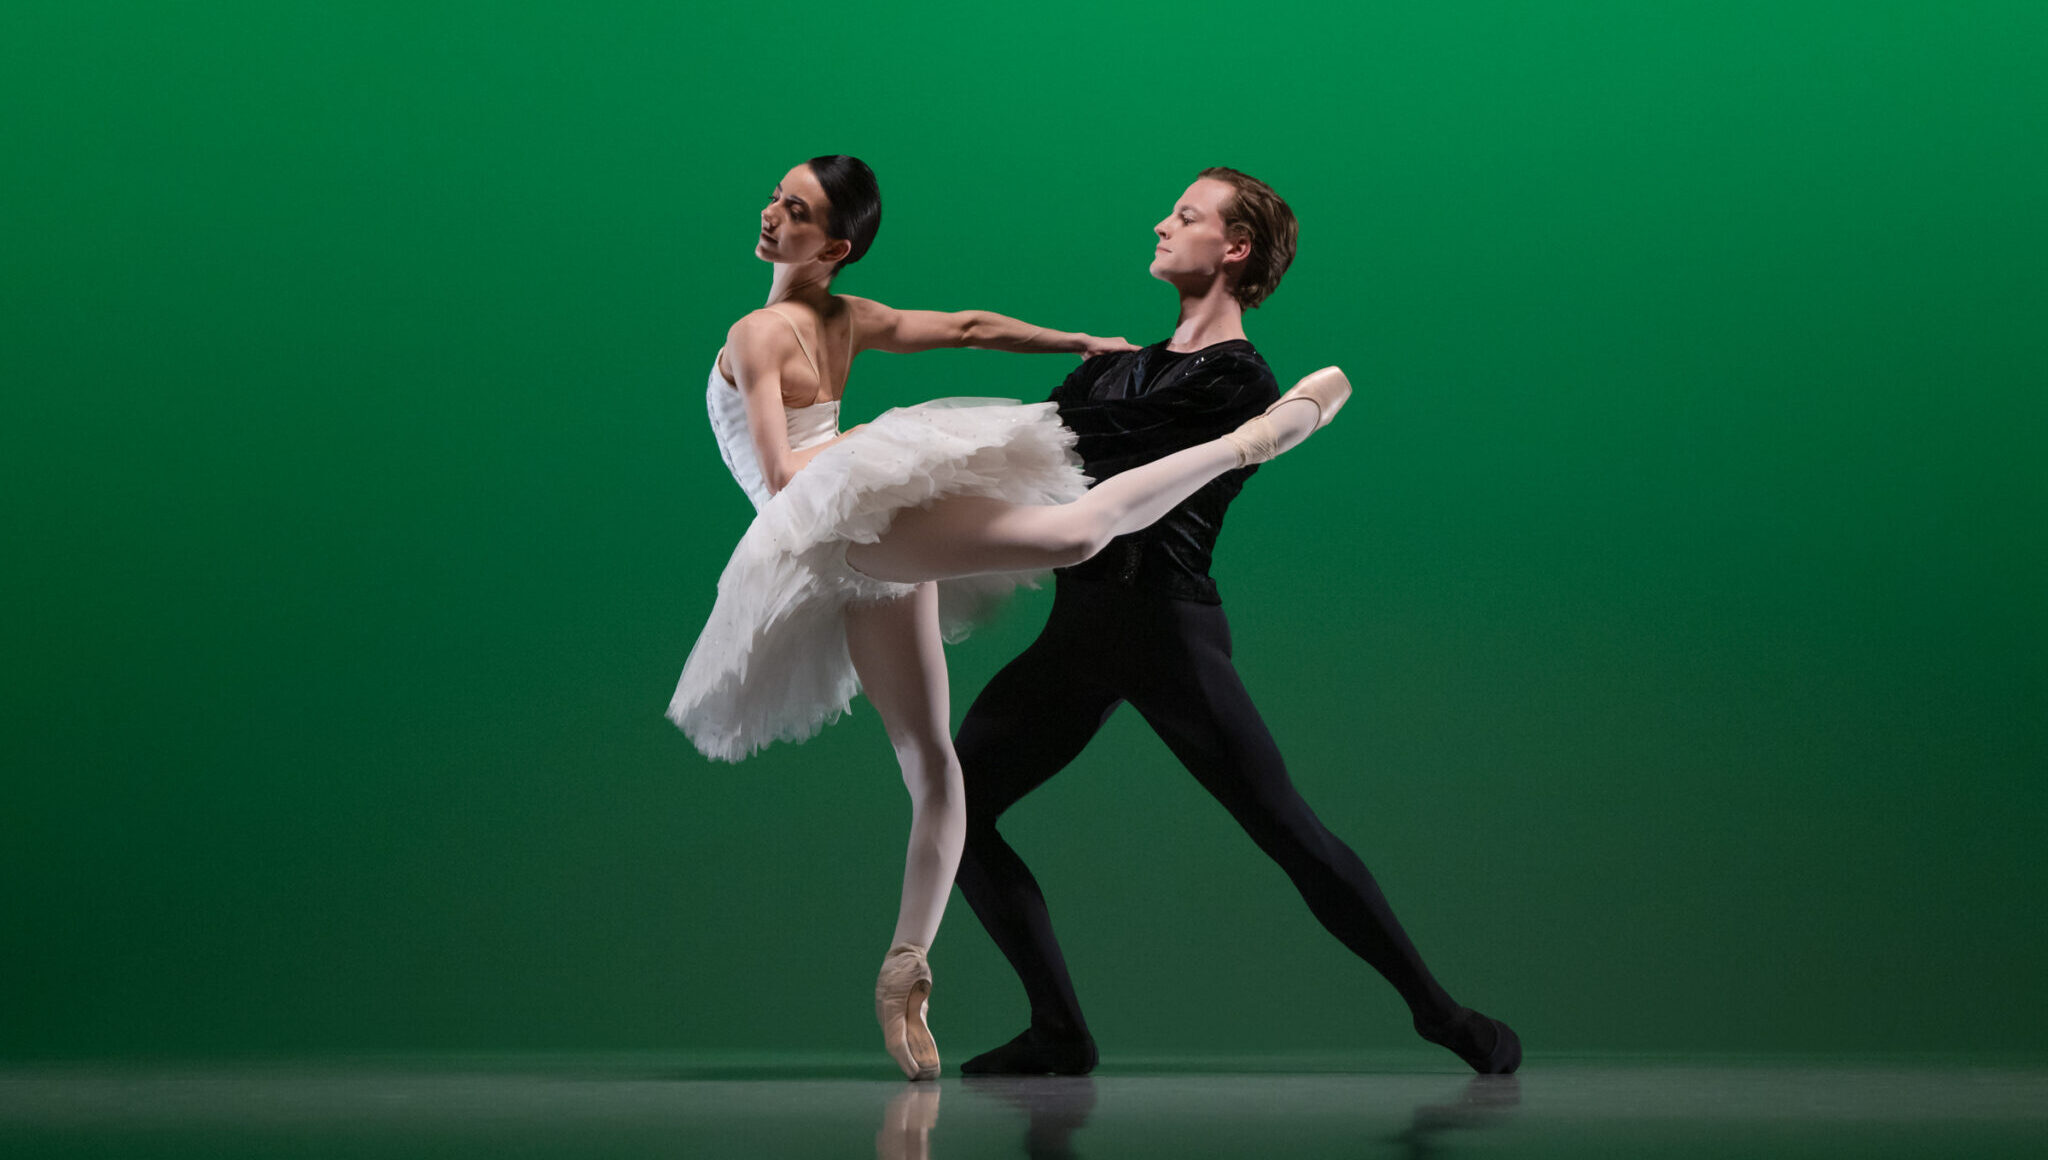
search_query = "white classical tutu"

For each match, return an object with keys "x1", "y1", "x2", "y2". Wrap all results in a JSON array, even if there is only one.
[{"x1": 669, "y1": 398, "x2": 1090, "y2": 762}]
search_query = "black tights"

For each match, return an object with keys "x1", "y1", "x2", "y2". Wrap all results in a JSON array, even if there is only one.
[{"x1": 955, "y1": 579, "x2": 1460, "y2": 1041}]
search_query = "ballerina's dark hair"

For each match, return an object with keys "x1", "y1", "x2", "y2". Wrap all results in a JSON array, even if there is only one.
[{"x1": 806, "y1": 154, "x2": 882, "y2": 271}]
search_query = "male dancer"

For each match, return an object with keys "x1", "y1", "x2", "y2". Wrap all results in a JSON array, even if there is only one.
[{"x1": 953, "y1": 168, "x2": 1521, "y2": 1076}]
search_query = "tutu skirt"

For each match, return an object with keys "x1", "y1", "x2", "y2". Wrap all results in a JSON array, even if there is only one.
[{"x1": 669, "y1": 399, "x2": 1089, "y2": 762}]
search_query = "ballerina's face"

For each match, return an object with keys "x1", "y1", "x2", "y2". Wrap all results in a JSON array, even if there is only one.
[
  {"x1": 757, "y1": 163, "x2": 850, "y2": 267},
  {"x1": 1150, "y1": 177, "x2": 1246, "y2": 287}
]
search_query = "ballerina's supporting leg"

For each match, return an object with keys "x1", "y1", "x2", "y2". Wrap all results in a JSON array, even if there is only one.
[
  {"x1": 845, "y1": 367, "x2": 1345, "y2": 584},
  {"x1": 844, "y1": 582, "x2": 957, "y2": 1081},
  {"x1": 844, "y1": 582, "x2": 964, "y2": 948}
]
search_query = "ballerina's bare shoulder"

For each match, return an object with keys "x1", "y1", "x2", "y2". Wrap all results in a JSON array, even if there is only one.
[{"x1": 717, "y1": 302, "x2": 859, "y2": 410}]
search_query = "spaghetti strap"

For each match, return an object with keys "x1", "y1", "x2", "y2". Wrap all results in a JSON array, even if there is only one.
[{"x1": 759, "y1": 307, "x2": 820, "y2": 379}]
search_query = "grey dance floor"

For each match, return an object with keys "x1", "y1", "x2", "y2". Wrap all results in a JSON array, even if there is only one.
[{"x1": 4, "y1": 1053, "x2": 2045, "y2": 1158}]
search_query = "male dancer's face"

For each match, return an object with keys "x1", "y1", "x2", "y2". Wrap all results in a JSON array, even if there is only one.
[{"x1": 1149, "y1": 177, "x2": 1245, "y2": 292}]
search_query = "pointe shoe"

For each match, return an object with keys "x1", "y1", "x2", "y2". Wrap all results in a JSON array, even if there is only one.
[
  {"x1": 875, "y1": 943, "x2": 941, "y2": 1081},
  {"x1": 1223, "y1": 365, "x2": 1352, "y2": 466}
]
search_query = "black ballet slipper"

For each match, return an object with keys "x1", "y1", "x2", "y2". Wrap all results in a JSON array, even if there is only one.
[
  {"x1": 959, "y1": 1027, "x2": 1099, "y2": 1076},
  {"x1": 1415, "y1": 1007, "x2": 1523, "y2": 1075}
]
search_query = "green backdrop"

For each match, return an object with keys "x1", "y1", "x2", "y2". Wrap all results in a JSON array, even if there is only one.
[{"x1": 5, "y1": 1, "x2": 2043, "y2": 1061}]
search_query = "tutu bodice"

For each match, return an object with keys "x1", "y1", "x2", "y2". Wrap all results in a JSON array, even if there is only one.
[{"x1": 707, "y1": 360, "x2": 842, "y2": 511}]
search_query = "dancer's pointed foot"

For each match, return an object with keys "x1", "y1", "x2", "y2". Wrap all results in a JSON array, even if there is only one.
[
  {"x1": 876, "y1": 943, "x2": 941, "y2": 1080},
  {"x1": 959, "y1": 1027, "x2": 1099, "y2": 1076},
  {"x1": 1416, "y1": 1007, "x2": 1523, "y2": 1075},
  {"x1": 1223, "y1": 365, "x2": 1352, "y2": 466}
]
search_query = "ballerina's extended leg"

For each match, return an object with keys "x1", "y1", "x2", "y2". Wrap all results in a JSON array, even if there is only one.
[{"x1": 846, "y1": 366, "x2": 1350, "y2": 583}]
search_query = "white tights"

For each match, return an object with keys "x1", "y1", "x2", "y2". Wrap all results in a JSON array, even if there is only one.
[
  {"x1": 841, "y1": 398, "x2": 1323, "y2": 948},
  {"x1": 843, "y1": 583, "x2": 961, "y2": 947}
]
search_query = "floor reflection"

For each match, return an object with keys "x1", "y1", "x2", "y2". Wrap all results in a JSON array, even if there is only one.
[
  {"x1": 926, "y1": 1072, "x2": 1516, "y2": 1159},
  {"x1": 877, "y1": 1082, "x2": 943, "y2": 1160},
  {"x1": 1389, "y1": 1075, "x2": 1521, "y2": 1159},
  {"x1": 958, "y1": 1076, "x2": 1098, "y2": 1159},
  {"x1": 0, "y1": 1058, "x2": 2041, "y2": 1158}
]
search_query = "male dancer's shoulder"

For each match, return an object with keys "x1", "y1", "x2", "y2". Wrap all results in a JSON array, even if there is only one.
[
  {"x1": 1206, "y1": 341, "x2": 1282, "y2": 399},
  {"x1": 1167, "y1": 340, "x2": 1280, "y2": 418}
]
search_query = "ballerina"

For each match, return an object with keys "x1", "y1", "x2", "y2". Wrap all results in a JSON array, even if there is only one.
[{"x1": 668, "y1": 155, "x2": 1348, "y2": 1080}]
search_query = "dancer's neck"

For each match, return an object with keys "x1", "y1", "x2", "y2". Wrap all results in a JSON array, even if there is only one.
[
  {"x1": 1166, "y1": 283, "x2": 1247, "y2": 352},
  {"x1": 765, "y1": 263, "x2": 836, "y2": 310}
]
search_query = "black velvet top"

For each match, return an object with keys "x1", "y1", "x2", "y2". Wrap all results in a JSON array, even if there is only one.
[{"x1": 1049, "y1": 339, "x2": 1280, "y2": 603}]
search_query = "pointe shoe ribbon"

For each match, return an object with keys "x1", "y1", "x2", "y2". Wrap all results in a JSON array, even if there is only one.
[
  {"x1": 876, "y1": 942, "x2": 941, "y2": 1081},
  {"x1": 1224, "y1": 365, "x2": 1352, "y2": 466}
]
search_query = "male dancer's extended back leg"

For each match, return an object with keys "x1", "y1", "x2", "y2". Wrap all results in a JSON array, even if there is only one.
[{"x1": 1128, "y1": 599, "x2": 1521, "y2": 1074}]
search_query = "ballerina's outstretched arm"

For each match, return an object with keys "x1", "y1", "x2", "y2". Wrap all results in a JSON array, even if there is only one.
[
  {"x1": 732, "y1": 299, "x2": 1134, "y2": 495},
  {"x1": 843, "y1": 295, "x2": 1136, "y2": 359}
]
